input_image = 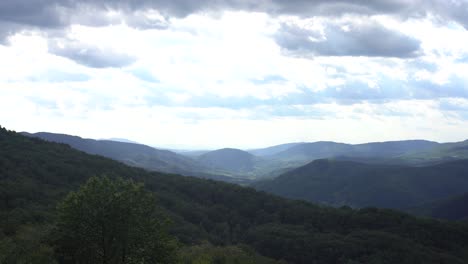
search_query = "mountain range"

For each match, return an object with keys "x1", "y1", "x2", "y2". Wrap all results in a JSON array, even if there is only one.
[
  {"x1": 23, "y1": 132, "x2": 468, "y2": 180},
  {"x1": 21, "y1": 131, "x2": 468, "y2": 213}
]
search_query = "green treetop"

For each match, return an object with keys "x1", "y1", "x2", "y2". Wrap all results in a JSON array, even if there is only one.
[{"x1": 55, "y1": 176, "x2": 177, "y2": 264}]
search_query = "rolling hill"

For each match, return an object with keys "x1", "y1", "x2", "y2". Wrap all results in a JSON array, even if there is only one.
[
  {"x1": 253, "y1": 159, "x2": 468, "y2": 209},
  {"x1": 3, "y1": 126, "x2": 468, "y2": 263},
  {"x1": 197, "y1": 148, "x2": 257, "y2": 173},
  {"x1": 269, "y1": 140, "x2": 440, "y2": 162}
]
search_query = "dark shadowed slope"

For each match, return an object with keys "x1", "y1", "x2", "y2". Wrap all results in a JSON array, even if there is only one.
[
  {"x1": 253, "y1": 159, "x2": 468, "y2": 209},
  {"x1": 407, "y1": 192, "x2": 468, "y2": 220},
  {"x1": 3, "y1": 126, "x2": 468, "y2": 263}
]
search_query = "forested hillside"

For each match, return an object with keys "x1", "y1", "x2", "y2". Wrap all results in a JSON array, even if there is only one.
[
  {"x1": 408, "y1": 192, "x2": 468, "y2": 220},
  {"x1": 2, "y1": 126, "x2": 468, "y2": 263},
  {"x1": 253, "y1": 159, "x2": 468, "y2": 209}
]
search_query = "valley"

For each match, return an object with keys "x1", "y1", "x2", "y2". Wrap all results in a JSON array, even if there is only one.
[{"x1": 19, "y1": 130, "x2": 468, "y2": 217}]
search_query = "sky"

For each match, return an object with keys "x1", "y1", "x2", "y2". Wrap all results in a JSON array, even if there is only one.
[{"x1": 1, "y1": 0, "x2": 468, "y2": 149}]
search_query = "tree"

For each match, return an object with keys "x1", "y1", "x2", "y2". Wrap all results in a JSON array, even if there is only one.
[{"x1": 55, "y1": 176, "x2": 177, "y2": 264}]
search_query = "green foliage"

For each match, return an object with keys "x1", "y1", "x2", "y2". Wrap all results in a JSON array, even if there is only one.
[
  {"x1": 0, "y1": 225, "x2": 57, "y2": 264},
  {"x1": 178, "y1": 243, "x2": 285, "y2": 264},
  {"x1": 55, "y1": 176, "x2": 177, "y2": 263}
]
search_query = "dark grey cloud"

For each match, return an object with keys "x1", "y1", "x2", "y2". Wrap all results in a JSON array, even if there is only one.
[
  {"x1": 48, "y1": 39, "x2": 136, "y2": 68},
  {"x1": 275, "y1": 22, "x2": 422, "y2": 58},
  {"x1": 268, "y1": 0, "x2": 423, "y2": 17},
  {"x1": 431, "y1": 0, "x2": 468, "y2": 29},
  {"x1": 0, "y1": 0, "x2": 465, "y2": 38},
  {"x1": 66, "y1": 7, "x2": 169, "y2": 29},
  {"x1": 0, "y1": 1, "x2": 170, "y2": 40},
  {"x1": 0, "y1": 1, "x2": 68, "y2": 28},
  {"x1": 0, "y1": 22, "x2": 17, "y2": 44},
  {"x1": 123, "y1": 11, "x2": 169, "y2": 30}
]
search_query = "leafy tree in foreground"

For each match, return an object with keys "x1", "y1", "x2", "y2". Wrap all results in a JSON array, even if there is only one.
[{"x1": 55, "y1": 176, "x2": 177, "y2": 264}]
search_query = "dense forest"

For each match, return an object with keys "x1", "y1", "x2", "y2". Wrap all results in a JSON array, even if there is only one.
[
  {"x1": 408, "y1": 192, "x2": 468, "y2": 220},
  {"x1": 2, "y1": 126, "x2": 468, "y2": 263},
  {"x1": 253, "y1": 159, "x2": 468, "y2": 209}
]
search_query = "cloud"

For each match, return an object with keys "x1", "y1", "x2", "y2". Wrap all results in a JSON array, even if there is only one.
[
  {"x1": 439, "y1": 98, "x2": 468, "y2": 111},
  {"x1": 0, "y1": 1, "x2": 467, "y2": 41},
  {"x1": 327, "y1": 74, "x2": 468, "y2": 103},
  {"x1": 48, "y1": 39, "x2": 136, "y2": 68},
  {"x1": 268, "y1": 0, "x2": 422, "y2": 17},
  {"x1": 250, "y1": 74, "x2": 287, "y2": 85},
  {"x1": 0, "y1": 1, "x2": 67, "y2": 28},
  {"x1": 431, "y1": 0, "x2": 468, "y2": 29},
  {"x1": 438, "y1": 98, "x2": 468, "y2": 120},
  {"x1": 275, "y1": 21, "x2": 422, "y2": 58},
  {"x1": 123, "y1": 10, "x2": 169, "y2": 29},
  {"x1": 28, "y1": 69, "x2": 90, "y2": 83},
  {"x1": 129, "y1": 69, "x2": 159, "y2": 83},
  {"x1": 0, "y1": 22, "x2": 20, "y2": 44}
]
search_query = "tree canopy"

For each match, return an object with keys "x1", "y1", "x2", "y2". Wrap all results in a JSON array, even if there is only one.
[{"x1": 55, "y1": 176, "x2": 177, "y2": 264}]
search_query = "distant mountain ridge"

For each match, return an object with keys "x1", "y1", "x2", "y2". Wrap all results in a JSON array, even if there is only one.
[
  {"x1": 21, "y1": 132, "x2": 247, "y2": 183},
  {"x1": 105, "y1": 137, "x2": 140, "y2": 144},
  {"x1": 268, "y1": 140, "x2": 440, "y2": 162},
  {"x1": 248, "y1": 142, "x2": 305, "y2": 156},
  {"x1": 401, "y1": 140, "x2": 468, "y2": 163},
  {"x1": 22, "y1": 132, "x2": 468, "y2": 181}
]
